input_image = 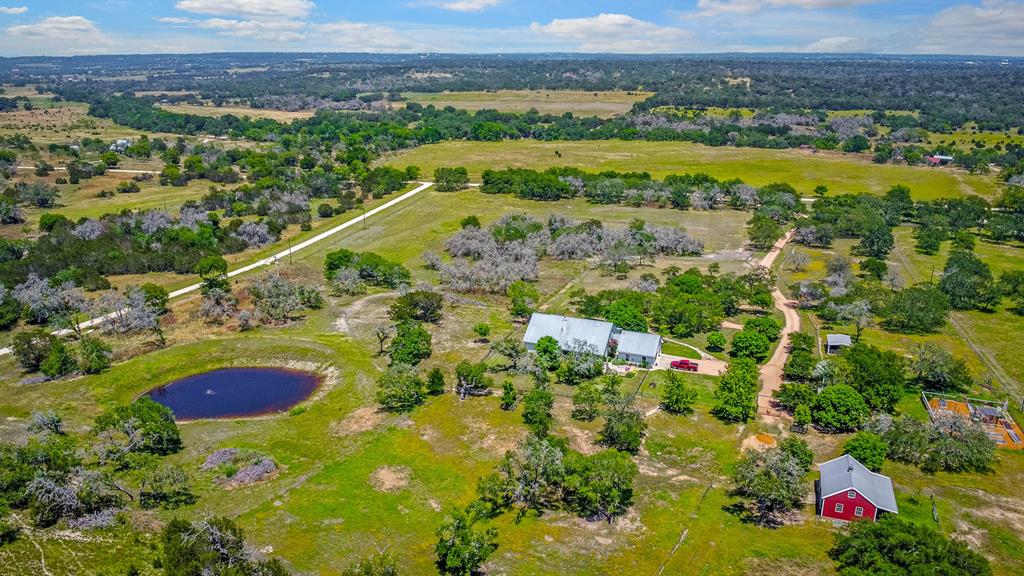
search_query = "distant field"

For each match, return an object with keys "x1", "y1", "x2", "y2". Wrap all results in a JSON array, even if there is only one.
[
  {"x1": 156, "y1": 103, "x2": 316, "y2": 122},
  {"x1": 928, "y1": 127, "x2": 1024, "y2": 151},
  {"x1": 401, "y1": 90, "x2": 652, "y2": 118},
  {"x1": 382, "y1": 139, "x2": 1002, "y2": 200}
]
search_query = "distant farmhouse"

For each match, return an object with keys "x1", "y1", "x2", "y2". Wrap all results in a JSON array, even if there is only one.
[
  {"x1": 523, "y1": 313, "x2": 663, "y2": 366},
  {"x1": 816, "y1": 454, "x2": 898, "y2": 522}
]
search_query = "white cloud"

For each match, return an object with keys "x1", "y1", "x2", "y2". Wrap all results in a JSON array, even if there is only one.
[
  {"x1": 437, "y1": 0, "x2": 503, "y2": 11},
  {"x1": 155, "y1": 17, "x2": 193, "y2": 24},
  {"x1": 197, "y1": 17, "x2": 306, "y2": 42},
  {"x1": 530, "y1": 13, "x2": 695, "y2": 53},
  {"x1": 312, "y1": 20, "x2": 424, "y2": 51},
  {"x1": 692, "y1": 0, "x2": 880, "y2": 17},
  {"x1": 0, "y1": 6, "x2": 27, "y2": 14},
  {"x1": 8, "y1": 15, "x2": 107, "y2": 39},
  {"x1": 5, "y1": 16, "x2": 113, "y2": 54},
  {"x1": 802, "y1": 35, "x2": 872, "y2": 52},
  {"x1": 916, "y1": 0, "x2": 1024, "y2": 56},
  {"x1": 175, "y1": 0, "x2": 314, "y2": 19}
]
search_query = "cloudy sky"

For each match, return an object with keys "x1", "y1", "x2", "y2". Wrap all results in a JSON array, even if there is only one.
[{"x1": 1, "y1": 1, "x2": 1022, "y2": 57}]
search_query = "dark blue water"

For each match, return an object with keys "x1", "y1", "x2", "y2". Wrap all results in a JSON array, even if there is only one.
[{"x1": 147, "y1": 368, "x2": 319, "y2": 420}]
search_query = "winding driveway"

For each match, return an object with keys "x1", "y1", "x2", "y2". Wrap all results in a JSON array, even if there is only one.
[
  {"x1": 756, "y1": 230, "x2": 799, "y2": 418},
  {"x1": 0, "y1": 182, "x2": 434, "y2": 357}
]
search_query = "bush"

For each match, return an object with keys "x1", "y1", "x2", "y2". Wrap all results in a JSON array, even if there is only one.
[
  {"x1": 661, "y1": 370, "x2": 697, "y2": 415},
  {"x1": 522, "y1": 385, "x2": 554, "y2": 436},
  {"x1": 12, "y1": 330, "x2": 57, "y2": 372},
  {"x1": 376, "y1": 364, "x2": 424, "y2": 412},
  {"x1": 317, "y1": 203, "x2": 334, "y2": 218},
  {"x1": 830, "y1": 516, "x2": 991, "y2": 576},
  {"x1": 139, "y1": 466, "x2": 195, "y2": 509},
  {"x1": 389, "y1": 290, "x2": 444, "y2": 323},
  {"x1": 843, "y1": 432, "x2": 887, "y2": 472},
  {"x1": 813, "y1": 385, "x2": 869, "y2": 432},
  {"x1": 706, "y1": 331, "x2": 727, "y2": 351},
  {"x1": 388, "y1": 321, "x2": 432, "y2": 365},
  {"x1": 743, "y1": 316, "x2": 782, "y2": 341},
  {"x1": 78, "y1": 336, "x2": 112, "y2": 374},
  {"x1": 571, "y1": 382, "x2": 602, "y2": 421},
  {"x1": 426, "y1": 367, "x2": 446, "y2": 395},
  {"x1": 94, "y1": 398, "x2": 182, "y2": 457},
  {"x1": 712, "y1": 358, "x2": 760, "y2": 423},
  {"x1": 40, "y1": 339, "x2": 78, "y2": 378},
  {"x1": 599, "y1": 399, "x2": 647, "y2": 454},
  {"x1": 434, "y1": 167, "x2": 470, "y2": 192},
  {"x1": 730, "y1": 330, "x2": 770, "y2": 361}
]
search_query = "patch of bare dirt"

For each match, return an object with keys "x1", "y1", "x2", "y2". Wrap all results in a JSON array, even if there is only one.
[
  {"x1": 952, "y1": 518, "x2": 990, "y2": 553},
  {"x1": 563, "y1": 425, "x2": 601, "y2": 456},
  {"x1": 463, "y1": 417, "x2": 524, "y2": 456},
  {"x1": 331, "y1": 406, "x2": 385, "y2": 437},
  {"x1": 740, "y1": 433, "x2": 777, "y2": 452},
  {"x1": 957, "y1": 488, "x2": 1024, "y2": 535},
  {"x1": 370, "y1": 466, "x2": 411, "y2": 492}
]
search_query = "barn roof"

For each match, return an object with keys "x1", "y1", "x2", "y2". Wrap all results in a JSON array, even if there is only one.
[
  {"x1": 819, "y1": 455, "x2": 898, "y2": 513},
  {"x1": 523, "y1": 313, "x2": 613, "y2": 356},
  {"x1": 616, "y1": 330, "x2": 662, "y2": 358}
]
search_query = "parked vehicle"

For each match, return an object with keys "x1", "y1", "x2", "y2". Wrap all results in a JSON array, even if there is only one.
[{"x1": 670, "y1": 359, "x2": 699, "y2": 372}]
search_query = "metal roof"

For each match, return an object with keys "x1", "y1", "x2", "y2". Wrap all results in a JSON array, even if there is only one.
[
  {"x1": 523, "y1": 313, "x2": 613, "y2": 356},
  {"x1": 616, "y1": 330, "x2": 662, "y2": 358},
  {"x1": 819, "y1": 454, "x2": 898, "y2": 513},
  {"x1": 826, "y1": 334, "x2": 853, "y2": 347}
]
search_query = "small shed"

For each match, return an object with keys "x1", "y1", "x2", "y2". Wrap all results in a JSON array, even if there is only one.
[
  {"x1": 826, "y1": 334, "x2": 852, "y2": 355},
  {"x1": 817, "y1": 454, "x2": 898, "y2": 522},
  {"x1": 614, "y1": 330, "x2": 662, "y2": 366}
]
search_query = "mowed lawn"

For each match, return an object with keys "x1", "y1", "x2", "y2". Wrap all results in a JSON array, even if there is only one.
[
  {"x1": 402, "y1": 90, "x2": 652, "y2": 118},
  {"x1": 381, "y1": 140, "x2": 1002, "y2": 200}
]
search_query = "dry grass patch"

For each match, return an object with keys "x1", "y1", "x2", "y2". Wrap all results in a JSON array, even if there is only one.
[{"x1": 370, "y1": 465, "x2": 411, "y2": 492}]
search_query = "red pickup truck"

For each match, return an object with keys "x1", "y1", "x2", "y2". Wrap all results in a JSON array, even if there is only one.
[{"x1": 670, "y1": 359, "x2": 699, "y2": 372}]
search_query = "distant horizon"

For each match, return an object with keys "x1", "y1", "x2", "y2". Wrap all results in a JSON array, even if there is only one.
[
  {"x1": 2, "y1": 50, "x2": 1022, "y2": 61},
  {"x1": 1, "y1": 1, "x2": 1022, "y2": 58}
]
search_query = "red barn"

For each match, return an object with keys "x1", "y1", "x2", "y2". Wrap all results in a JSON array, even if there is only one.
[{"x1": 816, "y1": 454, "x2": 897, "y2": 522}]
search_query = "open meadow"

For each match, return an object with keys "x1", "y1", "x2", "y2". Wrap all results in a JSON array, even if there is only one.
[
  {"x1": 156, "y1": 103, "x2": 317, "y2": 123},
  {"x1": 381, "y1": 140, "x2": 1002, "y2": 200},
  {"x1": 402, "y1": 90, "x2": 652, "y2": 118},
  {"x1": 3, "y1": 186, "x2": 1024, "y2": 575}
]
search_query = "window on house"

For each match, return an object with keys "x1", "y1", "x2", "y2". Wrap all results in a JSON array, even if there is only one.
[
  {"x1": 847, "y1": 490, "x2": 856, "y2": 499},
  {"x1": 834, "y1": 503, "x2": 844, "y2": 513},
  {"x1": 854, "y1": 507, "x2": 864, "y2": 517}
]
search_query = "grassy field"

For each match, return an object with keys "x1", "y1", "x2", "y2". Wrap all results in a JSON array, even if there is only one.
[
  {"x1": 927, "y1": 125, "x2": 1024, "y2": 151},
  {"x1": 156, "y1": 103, "x2": 316, "y2": 123},
  {"x1": 775, "y1": 227, "x2": 1024, "y2": 398},
  {"x1": 381, "y1": 140, "x2": 1002, "y2": 200},
  {"x1": 2, "y1": 185, "x2": 1024, "y2": 575},
  {"x1": 402, "y1": 90, "x2": 652, "y2": 118}
]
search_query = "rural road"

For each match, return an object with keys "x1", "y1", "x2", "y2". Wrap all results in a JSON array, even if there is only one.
[
  {"x1": 755, "y1": 230, "x2": 798, "y2": 419},
  {"x1": 0, "y1": 181, "x2": 434, "y2": 357}
]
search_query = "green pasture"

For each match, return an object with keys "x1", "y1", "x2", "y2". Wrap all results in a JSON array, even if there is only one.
[{"x1": 381, "y1": 140, "x2": 1002, "y2": 200}]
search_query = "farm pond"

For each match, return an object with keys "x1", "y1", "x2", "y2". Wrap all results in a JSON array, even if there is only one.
[{"x1": 146, "y1": 367, "x2": 319, "y2": 420}]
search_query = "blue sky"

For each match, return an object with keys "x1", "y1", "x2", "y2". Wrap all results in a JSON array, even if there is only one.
[{"x1": 1, "y1": 1, "x2": 1022, "y2": 57}]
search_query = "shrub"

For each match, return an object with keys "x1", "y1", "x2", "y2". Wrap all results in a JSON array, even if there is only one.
[
  {"x1": 317, "y1": 203, "x2": 334, "y2": 218},
  {"x1": 813, "y1": 385, "x2": 869, "y2": 432},
  {"x1": 730, "y1": 330, "x2": 770, "y2": 361},
  {"x1": 843, "y1": 432, "x2": 887, "y2": 472},
  {"x1": 376, "y1": 364, "x2": 424, "y2": 413},
  {"x1": 388, "y1": 321, "x2": 432, "y2": 365},
  {"x1": 830, "y1": 516, "x2": 991, "y2": 576}
]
